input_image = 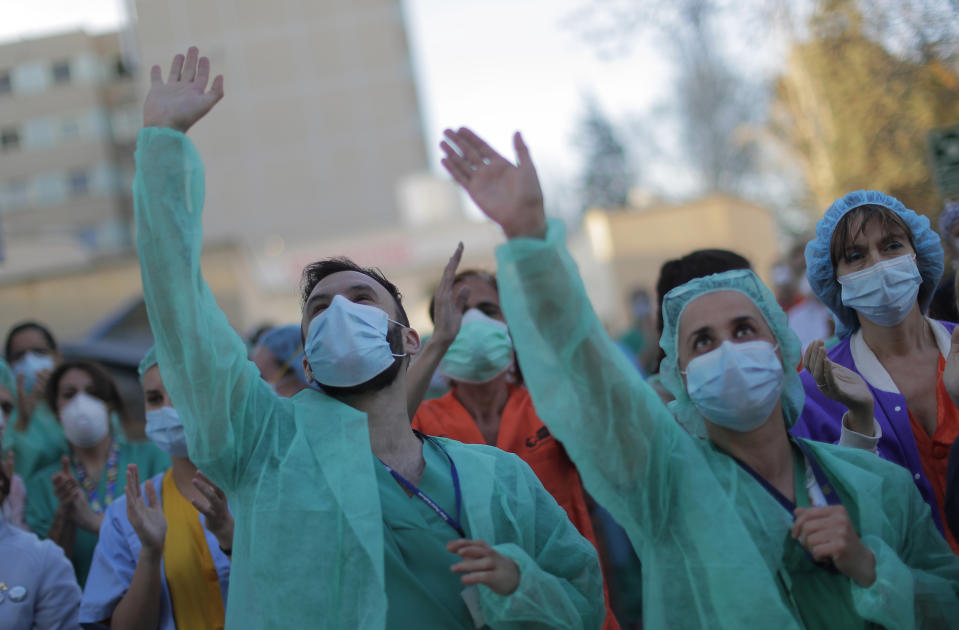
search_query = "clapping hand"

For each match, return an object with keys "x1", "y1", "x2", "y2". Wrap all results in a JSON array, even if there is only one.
[
  {"x1": 143, "y1": 46, "x2": 224, "y2": 133},
  {"x1": 125, "y1": 464, "x2": 167, "y2": 556},
  {"x1": 792, "y1": 505, "x2": 876, "y2": 587},
  {"x1": 804, "y1": 340, "x2": 875, "y2": 435},
  {"x1": 191, "y1": 471, "x2": 234, "y2": 553},
  {"x1": 440, "y1": 128, "x2": 547, "y2": 240},
  {"x1": 430, "y1": 243, "x2": 471, "y2": 347}
]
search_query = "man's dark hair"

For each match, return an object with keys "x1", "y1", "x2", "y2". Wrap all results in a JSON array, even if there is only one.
[
  {"x1": 5, "y1": 321, "x2": 58, "y2": 362},
  {"x1": 46, "y1": 359, "x2": 128, "y2": 423},
  {"x1": 653, "y1": 249, "x2": 752, "y2": 372},
  {"x1": 300, "y1": 258, "x2": 409, "y2": 326}
]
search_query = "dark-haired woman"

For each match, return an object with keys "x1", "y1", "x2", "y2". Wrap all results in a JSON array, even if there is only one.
[
  {"x1": 2, "y1": 321, "x2": 69, "y2": 482},
  {"x1": 796, "y1": 190, "x2": 959, "y2": 555},
  {"x1": 25, "y1": 360, "x2": 169, "y2": 586}
]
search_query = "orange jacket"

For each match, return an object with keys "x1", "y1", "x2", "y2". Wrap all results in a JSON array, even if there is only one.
[{"x1": 413, "y1": 385, "x2": 620, "y2": 630}]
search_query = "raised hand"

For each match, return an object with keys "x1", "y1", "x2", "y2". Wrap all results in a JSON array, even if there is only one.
[
  {"x1": 51, "y1": 456, "x2": 80, "y2": 515},
  {"x1": 14, "y1": 373, "x2": 35, "y2": 432},
  {"x1": 430, "y1": 243, "x2": 471, "y2": 346},
  {"x1": 125, "y1": 464, "x2": 167, "y2": 555},
  {"x1": 804, "y1": 340, "x2": 874, "y2": 434},
  {"x1": 792, "y1": 506, "x2": 876, "y2": 587},
  {"x1": 143, "y1": 46, "x2": 224, "y2": 133},
  {"x1": 440, "y1": 128, "x2": 546, "y2": 239},
  {"x1": 191, "y1": 471, "x2": 233, "y2": 552},
  {"x1": 448, "y1": 538, "x2": 520, "y2": 595}
]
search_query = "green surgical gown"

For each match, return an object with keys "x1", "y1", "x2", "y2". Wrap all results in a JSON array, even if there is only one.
[
  {"x1": 494, "y1": 219, "x2": 959, "y2": 630},
  {"x1": 3, "y1": 403, "x2": 68, "y2": 481},
  {"x1": 25, "y1": 440, "x2": 169, "y2": 586},
  {"x1": 132, "y1": 127, "x2": 604, "y2": 630}
]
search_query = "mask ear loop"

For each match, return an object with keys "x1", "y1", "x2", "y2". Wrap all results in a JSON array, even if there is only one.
[{"x1": 387, "y1": 319, "x2": 411, "y2": 359}]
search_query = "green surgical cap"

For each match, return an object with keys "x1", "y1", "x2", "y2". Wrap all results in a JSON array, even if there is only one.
[
  {"x1": 138, "y1": 346, "x2": 158, "y2": 380},
  {"x1": 805, "y1": 190, "x2": 944, "y2": 339},
  {"x1": 0, "y1": 358, "x2": 15, "y2": 396},
  {"x1": 658, "y1": 269, "x2": 804, "y2": 438}
]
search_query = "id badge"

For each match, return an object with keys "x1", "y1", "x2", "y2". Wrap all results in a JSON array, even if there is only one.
[{"x1": 461, "y1": 585, "x2": 486, "y2": 628}]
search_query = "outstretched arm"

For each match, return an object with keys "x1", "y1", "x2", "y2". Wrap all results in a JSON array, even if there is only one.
[
  {"x1": 440, "y1": 128, "x2": 690, "y2": 539},
  {"x1": 136, "y1": 47, "x2": 280, "y2": 490},
  {"x1": 406, "y1": 243, "x2": 469, "y2": 418}
]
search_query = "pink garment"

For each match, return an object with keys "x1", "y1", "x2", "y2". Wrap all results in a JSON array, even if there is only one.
[{"x1": 2, "y1": 473, "x2": 29, "y2": 531}]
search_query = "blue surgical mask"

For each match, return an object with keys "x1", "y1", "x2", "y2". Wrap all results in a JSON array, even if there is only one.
[
  {"x1": 684, "y1": 340, "x2": 784, "y2": 432},
  {"x1": 146, "y1": 406, "x2": 189, "y2": 458},
  {"x1": 13, "y1": 351, "x2": 55, "y2": 394},
  {"x1": 305, "y1": 295, "x2": 407, "y2": 388},
  {"x1": 439, "y1": 309, "x2": 514, "y2": 384},
  {"x1": 838, "y1": 254, "x2": 921, "y2": 327}
]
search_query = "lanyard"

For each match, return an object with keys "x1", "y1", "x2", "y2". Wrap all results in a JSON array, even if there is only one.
[
  {"x1": 729, "y1": 438, "x2": 841, "y2": 573},
  {"x1": 378, "y1": 433, "x2": 466, "y2": 538},
  {"x1": 72, "y1": 439, "x2": 119, "y2": 514}
]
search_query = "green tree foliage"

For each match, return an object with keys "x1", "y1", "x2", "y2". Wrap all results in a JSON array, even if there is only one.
[
  {"x1": 770, "y1": 0, "x2": 959, "y2": 215},
  {"x1": 575, "y1": 96, "x2": 636, "y2": 210}
]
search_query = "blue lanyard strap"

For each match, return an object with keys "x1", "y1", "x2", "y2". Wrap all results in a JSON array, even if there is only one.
[{"x1": 378, "y1": 432, "x2": 466, "y2": 538}]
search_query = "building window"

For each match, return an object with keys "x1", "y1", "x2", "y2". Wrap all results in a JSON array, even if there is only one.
[
  {"x1": 1, "y1": 127, "x2": 20, "y2": 150},
  {"x1": 69, "y1": 170, "x2": 89, "y2": 195},
  {"x1": 0, "y1": 72, "x2": 11, "y2": 95},
  {"x1": 51, "y1": 60, "x2": 71, "y2": 84}
]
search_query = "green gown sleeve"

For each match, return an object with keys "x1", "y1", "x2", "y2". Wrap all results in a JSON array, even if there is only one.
[
  {"x1": 133, "y1": 127, "x2": 283, "y2": 491},
  {"x1": 480, "y1": 455, "x2": 604, "y2": 630},
  {"x1": 852, "y1": 462, "x2": 959, "y2": 629},
  {"x1": 494, "y1": 219, "x2": 695, "y2": 541}
]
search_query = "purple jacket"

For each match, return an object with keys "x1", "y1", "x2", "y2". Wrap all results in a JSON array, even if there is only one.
[{"x1": 792, "y1": 320, "x2": 956, "y2": 536}]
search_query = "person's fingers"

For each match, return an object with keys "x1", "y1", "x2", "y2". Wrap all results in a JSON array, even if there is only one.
[
  {"x1": 150, "y1": 64, "x2": 163, "y2": 85},
  {"x1": 441, "y1": 157, "x2": 472, "y2": 188},
  {"x1": 194, "y1": 471, "x2": 226, "y2": 500},
  {"x1": 446, "y1": 538, "x2": 485, "y2": 553},
  {"x1": 195, "y1": 56, "x2": 211, "y2": 91},
  {"x1": 442, "y1": 243, "x2": 464, "y2": 286},
  {"x1": 459, "y1": 570, "x2": 496, "y2": 586},
  {"x1": 808, "y1": 540, "x2": 841, "y2": 563},
  {"x1": 181, "y1": 46, "x2": 199, "y2": 82},
  {"x1": 209, "y1": 75, "x2": 225, "y2": 102},
  {"x1": 168, "y1": 53, "x2": 185, "y2": 83},
  {"x1": 190, "y1": 496, "x2": 214, "y2": 516},
  {"x1": 16, "y1": 373, "x2": 26, "y2": 399},
  {"x1": 129, "y1": 463, "x2": 142, "y2": 497},
  {"x1": 144, "y1": 479, "x2": 160, "y2": 508},
  {"x1": 192, "y1": 475, "x2": 220, "y2": 505},
  {"x1": 61, "y1": 455, "x2": 71, "y2": 475},
  {"x1": 439, "y1": 138, "x2": 469, "y2": 169},
  {"x1": 450, "y1": 556, "x2": 495, "y2": 573},
  {"x1": 125, "y1": 466, "x2": 138, "y2": 500},
  {"x1": 514, "y1": 131, "x2": 532, "y2": 166},
  {"x1": 452, "y1": 130, "x2": 484, "y2": 166},
  {"x1": 449, "y1": 542, "x2": 491, "y2": 557},
  {"x1": 458, "y1": 127, "x2": 501, "y2": 162}
]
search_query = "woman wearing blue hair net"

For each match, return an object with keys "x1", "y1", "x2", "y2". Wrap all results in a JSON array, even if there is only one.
[
  {"x1": 441, "y1": 127, "x2": 959, "y2": 629},
  {"x1": 794, "y1": 190, "x2": 959, "y2": 555}
]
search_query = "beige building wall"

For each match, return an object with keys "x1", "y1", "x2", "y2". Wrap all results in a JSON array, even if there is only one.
[
  {"x1": 0, "y1": 31, "x2": 139, "y2": 255},
  {"x1": 132, "y1": 0, "x2": 430, "y2": 256},
  {"x1": 581, "y1": 194, "x2": 782, "y2": 332}
]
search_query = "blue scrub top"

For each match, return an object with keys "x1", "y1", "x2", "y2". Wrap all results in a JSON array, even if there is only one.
[{"x1": 79, "y1": 472, "x2": 231, "y2": 628}]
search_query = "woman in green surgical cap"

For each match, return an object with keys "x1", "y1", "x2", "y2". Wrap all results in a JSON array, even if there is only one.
[
  {"x1": 0, "y1": 358, "x2": 28, "y2": 529},
  {"x1": 439, "y1": 126, "x2": 959, "y2": 629}
]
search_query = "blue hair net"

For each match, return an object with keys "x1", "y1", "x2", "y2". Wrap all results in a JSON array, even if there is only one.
[
  {"x1": 138, "y1": 346, "x2": 159, "y2": 381},
  {"x1": 258, "y1": 325, "x2": 307, "y2": 384},
  {"x1": 0, "y1": 358, "x2": 15, "y2": 397},
  {"x1": 805, "y1": 190, "x2": 944, "y2": 339},
  {"x1": 658, "y1": 269, "x2": 804, "y2": 438}
]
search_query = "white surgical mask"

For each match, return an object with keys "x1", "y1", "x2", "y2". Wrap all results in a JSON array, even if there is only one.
[
  {"x1": 146, "y1": 406, "x2": 189, "y2": 457},
  {"x1": 60, "y1": 392, "x2": 110, "y2": 448},
  {"x1": 305, "y1": 295, "x2": 406, "y2": 387},
  {"x1": 13, "y1": 351, "x2": 55, "y2": 393},
  {"x1": 684, "y1": 340, "x2": 784, "y2": 432},
  {"x1": 838, "y1": 254, "x2": 921, "y2": 327},
  {"x1": 439, "y1": 309, "x2": 514, "y2": 384}
]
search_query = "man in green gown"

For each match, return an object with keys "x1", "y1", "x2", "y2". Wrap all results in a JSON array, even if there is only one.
[{"x1": 134, "y1": 48, "x2": 603, "y2": 630}]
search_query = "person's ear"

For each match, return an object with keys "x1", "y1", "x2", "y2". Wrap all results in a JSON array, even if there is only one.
[{"x1": 402, "y1": 327, "x2": 421, "y2": 357}]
